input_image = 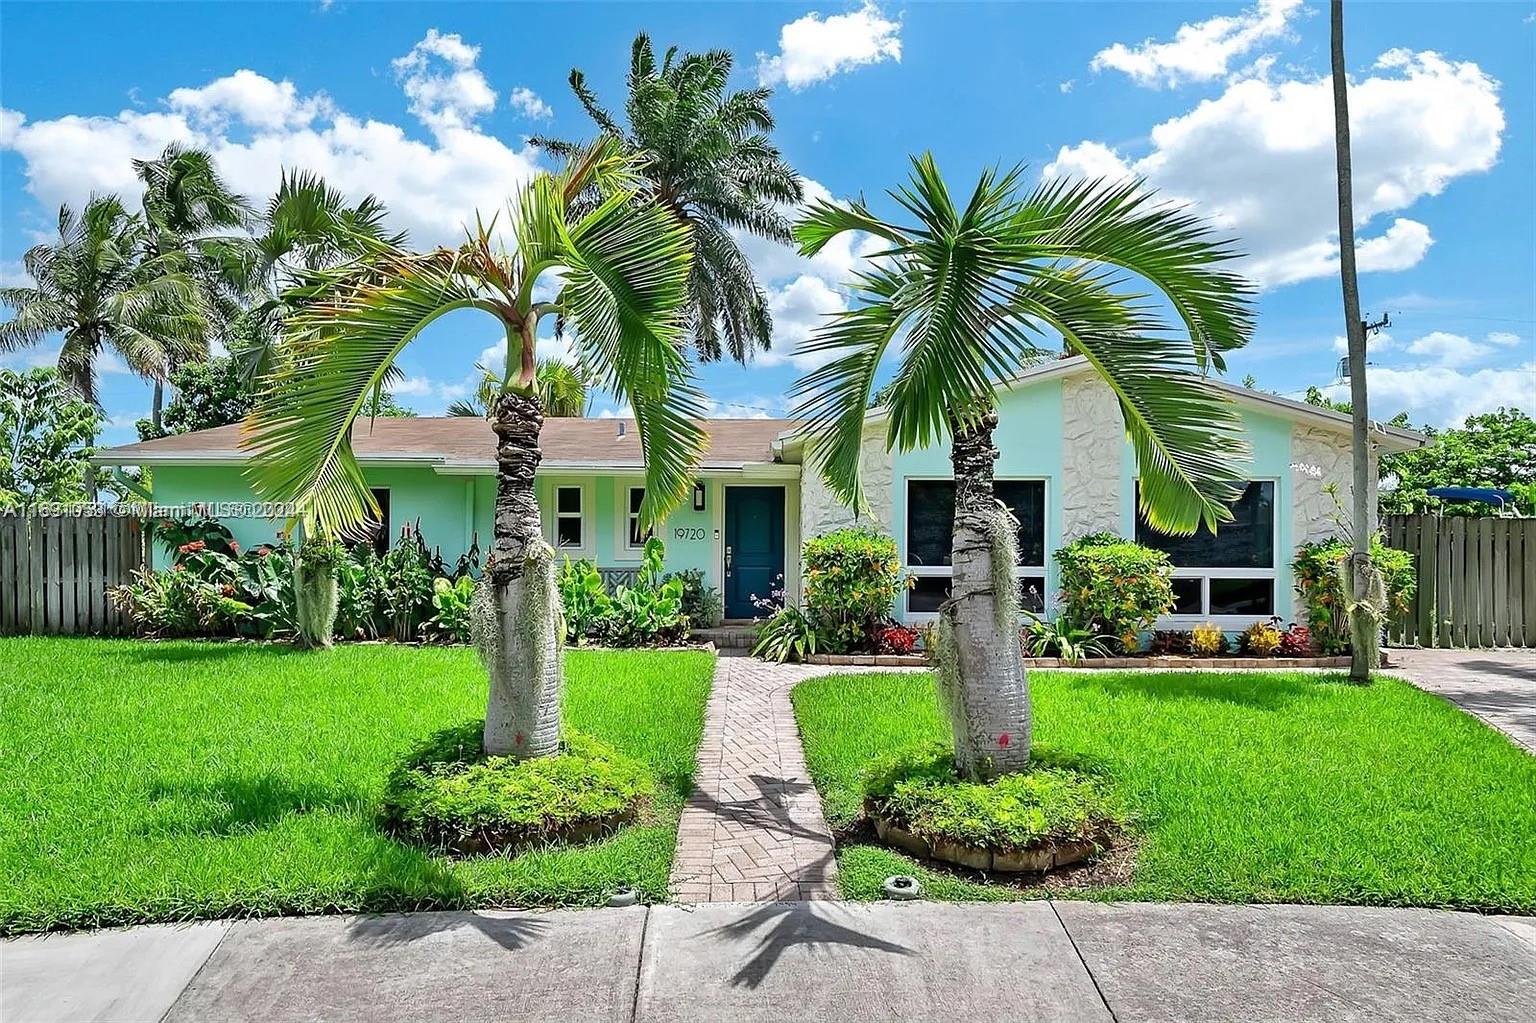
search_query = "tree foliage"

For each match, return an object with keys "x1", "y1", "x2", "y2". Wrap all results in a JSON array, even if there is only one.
[
  {"x1": 136, "y1": 357, "x2": 256, "y2": 440},
  {"x1": 536, "y1": 33, "x2": 802, "y2": 362},
  {"x1": 0, "y1": 367, "x2": 102, "y2": 509}
]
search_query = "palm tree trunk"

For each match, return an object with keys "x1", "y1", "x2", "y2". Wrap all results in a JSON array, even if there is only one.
[
  {"x1": 938, "y1": 409, "x2": 1031, "y2": 780},
  {"x1": 151, "y1": 377, "x2": 165, "y2": 435},
  {"x1": 1331, "y1": 0, "x2": 1377, "y2": 681},
  {"x1": 479, "y1": 388, "x2": 563, "y2": 758}
]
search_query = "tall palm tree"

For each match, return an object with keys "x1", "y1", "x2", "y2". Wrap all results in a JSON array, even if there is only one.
[
  {"x1": 1330, "y1": 0, "x2": 1379, "y2": 682},
  {"x1": 0, "y1": 197, "x2": 205, "y2": 410},
  {"x1": 534, "y1": 34, "x2": 803, "y2": 363},
  {"x1": 448, "y1": 357, "x2": 589, "y2": 418},
  {"x1": 133, "y1": 144, "x2": 250, "y2": 431},
  {"x1": 233, "y1": 170, "x2": 406, "y2": 382},
  {"x1": 244, "y1": 138, "x2": 703, "y2": 759},
  {"x1": 792, "y1": 155, "x2": 1255, "y2": 780}
]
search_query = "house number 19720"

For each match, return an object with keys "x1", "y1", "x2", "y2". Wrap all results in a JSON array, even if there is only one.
[{"x1": 672, "y1": 527, "x2": 707, "y2": 542}]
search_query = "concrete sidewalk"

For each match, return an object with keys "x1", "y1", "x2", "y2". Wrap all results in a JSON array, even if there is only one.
[{"x1": 5, "y1": 902, "x2": 1533, "y2": 1023}]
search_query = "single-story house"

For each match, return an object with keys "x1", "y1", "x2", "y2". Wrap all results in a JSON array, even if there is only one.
[{"x1": 94, "y1": 356, "x2": 1425, "y2": 628}]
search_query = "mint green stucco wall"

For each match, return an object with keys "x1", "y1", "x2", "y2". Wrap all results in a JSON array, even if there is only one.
[{"x1": 889, "y1": 378, "x2": 1066, "y2": 619}]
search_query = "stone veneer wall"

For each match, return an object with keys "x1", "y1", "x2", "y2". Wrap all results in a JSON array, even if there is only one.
[
  {"x1": 1060, "y1": 373, "x2": 1123, "y2": 542},
  {"x1": 798, "y1": 423, "x2": 895, "y2": 541},
  {"x1": 1290, "y1": 423, "x2": 1379, "y2": 546}
]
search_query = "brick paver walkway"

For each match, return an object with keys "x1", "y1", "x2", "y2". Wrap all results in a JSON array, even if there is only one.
[{"x1": 670, "y1": 656, "x2": 850, "y2": 902}]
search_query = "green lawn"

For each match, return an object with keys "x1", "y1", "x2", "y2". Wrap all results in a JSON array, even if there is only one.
[
  {"x1": 0, "y1": 638, "x2": 714, "y2": 933},
  {"x1": 791, "y1": 670, "x2": 1536, "y2": 912}
]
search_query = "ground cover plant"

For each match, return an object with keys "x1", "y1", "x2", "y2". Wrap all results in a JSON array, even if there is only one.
[
  {"x1": 0, "y1": 638, "x2": 713, "y2": 933},
  {"x1": 791, "y1": 669, "x2": 1536, "y2": 912}
]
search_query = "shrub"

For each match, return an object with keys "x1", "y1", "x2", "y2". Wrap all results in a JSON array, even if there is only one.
[
  {"x1": 601, "y1": 579, "x2": 688, "y2": 647},
  {"x1": 558, "y1": 558, "x2": 612, "y2": 645},
  {"x1": 1147, "y1": 629, "x2": 1192, "y2": 655},
  {"x1": 802, "y1": 528, "x2": 906, "y2": 654},
  {"x1": 155, "y1": 514, "x2": 238, "y2": 560},
  {"x1": 1189, "y1": 621, "x2": 1228, "y2": 656},
  {"x1": 753, "y1": 605, "x2": 817, "y2": 663},
  {"x1": 110, "y1": 565, "x2": 251, "y2": 636},
  {"x1": 877, "y1": 623, "x2": 919, "y2": 656},
  {"x1": 380, "y1": 525, "x2": 436, "y2": 641},
  {"x1": 380, "y1": 725, "x2": 654, "y2": 855},
  {"x1": 664, "y1": 568, "x2": 723, "y2": 629},
  {"x1": 1055, "y1": 533, "x2": 1175, "y2": 652},
  {"x1": 427, "y1": 576, "x2": 476, "y2": 643},
  {"x1": 336, "y1": 546, "x2": 387, "y2": 640},
  {"x1": 1240, "y1": 618, "x2": 1283, "y2": 657},
  {"x1": 1021, "y1": 612, "x2": 1111, "y2": 663},
  {"x1": 861, "y1": 744, "x2": 1125, "y2": 852},
  {"x1": 1277, "y1": 622, "x2": 1314, "y2": 657},
  {"x1": 236, "y1": 543, "x2": 297, "y2": 638},
  {"x1": 1293, "y1": 537, "x2": 1416, "y2": 654}
]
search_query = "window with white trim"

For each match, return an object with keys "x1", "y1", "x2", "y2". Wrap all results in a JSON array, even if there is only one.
[
  {"x1": 1135, "y1": 480, "x2": 1276, "y2": 617},
  {"x1": 553, "y1": 485, "x2": 584, "y2": 550},
  {"x1": 625, "y1": 486, "x2": 653, "y2": 550},
  {"x1": 905, "y1": 478, "x2": 1047, "y2": 617}
]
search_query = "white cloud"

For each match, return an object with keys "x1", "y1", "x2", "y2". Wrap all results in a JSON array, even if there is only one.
[
  {"x1": 755, "y1": 274, "x2": 848, "y2": 369},
  {"x1": 1046, "y1": 49, "x2": 1504, "y2": 288},
  {"x1": 391, "y1": 29, "x2": 496, "y2": 133},
  {"x1": 1322, "y1": 362, "x2": 1536, "y2": 428},
  {"x1": 1, "y1": 42, "x2": 543, "y2": 251},
  {"x1": 1487, "y1": 331, "x2": 1524, "y2": 348},
  {"x1": 757, "y1": 2, "x2": 901, "y2": 90},
  {"x1": 1404, "y1": 330, "x2": 1495, "y2": 369},
  {"x1": 1331, "y1": 330, "x2": 1394, "y2": 356},
  {"x1": 1058, "y1": 80, "x2": 1075, "y2": 94},
  {"x1": 1091, "y1": 0, "x2": 1304, "y2": 88},
  {"x1": 508, "y1": 87, "x2": 553, "y2": 120},
  {"x1": 0, "y1": 260, "x2": 30, "y2": 289}
]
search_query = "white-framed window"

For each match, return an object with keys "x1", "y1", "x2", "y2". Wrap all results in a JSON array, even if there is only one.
[
  {"x1": 553, "y1": 485, "x2": 584, "y2": 551},
  {"x1": 904, "y1": 477, "x2": 1048, "y2": 619},
  {"x1": 1135, "y1": 479, "x2": 1278, "y2": 619},
  {"x1": 624, "y1": 486, "x2": 653, "y2": 551}
]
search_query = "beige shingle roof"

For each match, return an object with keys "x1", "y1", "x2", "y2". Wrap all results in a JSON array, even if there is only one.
[{"x1": 93, "y1": 417, "x2": 797, "y2": 469}]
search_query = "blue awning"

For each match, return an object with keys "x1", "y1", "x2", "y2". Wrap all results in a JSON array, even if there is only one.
[{"x1": 1425, "y1": 486, "x2": 1516, "y2": 507}]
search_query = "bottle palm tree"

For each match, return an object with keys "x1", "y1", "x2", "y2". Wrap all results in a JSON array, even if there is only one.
[
  {"x1": 448, "y1": 357, "x2": 589, "y2": 418},
  {"x1": 132, "y1": 144, "x2": 250, "y2": 432},
  {"x1": 0, "y1": 197, "x2": 205, "y2": 410},
  {"x1": 243, "y1": 138, "x2": 703, "y2": 758},
  {"x1": 792, "y1": 155, "x2": 1255, "y2": 780},
  {"x1": 534, "y1": 34, "x2": 803, "y2": 363}
]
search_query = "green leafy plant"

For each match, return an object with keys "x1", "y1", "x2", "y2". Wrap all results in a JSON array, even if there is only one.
[
  {"x1": 558, "y1": 558, "x2": 613, "y2": 645},
  {"x1": 156, "y1": 515, "x2": 239, "y2": 561},
  {"x1": 1189, "y1": 621, "x2": 1228, "y2": 657},
  {"x1": 663, "y1": 568, "x2": 723, "y2": 629},
  {"x1": 1021, "y1": 612, "x2": 1113, "y2": 663},
  {"x1": 861, "y1": 743, "x2": 1125, "y2": 852},
  {"x1": 802, "y1": 528, "x2": 907, "y2": 654},
  {"x1": 603, "y1": 577, "x2": 688, "y2": 648},
  {"x1": 380, "y1": 526, "x2": 435, "y2": 642},
  {"x1": 753, "y1": 605, "x2": 818, "y2": 663},
  {"x1": 427, "y1": 576, "x2": 476, "y2": 644},
  {"x1": 1055, "y1": 533, "x2": 1175, "y2": 652},
  {"x1": 1293, "y1": 537, "x2": 1415, "y2": 654},
  {"x1": 1240, "y1": 618, "x2": 1283, "y2": 657},
  {"x1": 336, "y1": 546, "x2": 388, "y2": 640},
  {"x1": 109, "y1": 565, "x2": 251, "y2": 636},
  {"x1": 235, "y1": 543, "x2": 297, "y2": 638},
  {"x1": 380, "y1": 724, "x2": 655, "y2": 855}
]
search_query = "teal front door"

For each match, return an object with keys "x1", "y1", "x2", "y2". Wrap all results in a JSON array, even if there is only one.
[{"x1": 724, "y1": 486, "x2": 785, "y2": 619}]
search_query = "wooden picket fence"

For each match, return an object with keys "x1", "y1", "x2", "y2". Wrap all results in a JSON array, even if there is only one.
[
  {"x1": 1384, "y1": 514, "x2": 1536, "y2": 648},
  {"x1": 0, "y1": 512, "x2": 149, "y2": 636}
]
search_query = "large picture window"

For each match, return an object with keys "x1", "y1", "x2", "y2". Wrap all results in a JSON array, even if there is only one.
[
  {"x1": 1135, "y1": 480, "x2": 1277, "y2": 617},
  {"x1": 905, "y1": 478, "x2": 1047, "y2": 616}
]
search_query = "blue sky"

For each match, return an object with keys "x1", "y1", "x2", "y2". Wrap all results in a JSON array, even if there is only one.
[{"x1": 2, "y1": 0, "x2": 1532, "y2": 445}]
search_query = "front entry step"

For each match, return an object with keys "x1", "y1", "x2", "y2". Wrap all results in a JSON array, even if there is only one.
[{"x1": 693, "y1": 626, "x2": 759, "y2": 649}]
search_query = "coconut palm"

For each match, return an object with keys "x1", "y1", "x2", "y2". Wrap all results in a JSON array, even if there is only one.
[
  {"x1": 244, "y1": 138, "x2": 703, "y2": 758},
  {"x1": 448, "y1": 357, "x2": 589, "y2": 418},
  {"x1": 534, "y1": 33, "x2": 802, "y2": 363},
  {"x1": 791, "y1": 154, "x2": 1255, "y2": 780},
  {"x1": 133, "y1": 144, "x2": 251, "y2": 431},
  {"x1": 0, "y1": 197, "x2": 205, "y2": 410},
  {"x1": 233, "y1": 170, "x2": 406, "y2": 381}
]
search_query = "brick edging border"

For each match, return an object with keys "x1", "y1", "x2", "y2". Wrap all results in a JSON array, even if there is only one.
[{"x1": 803, "y1": 653, "x2": 1355, "y2": 669}]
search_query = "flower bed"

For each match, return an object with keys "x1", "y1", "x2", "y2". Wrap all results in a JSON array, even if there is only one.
[{"x1": 804, "y1": 652, "x2": 1352, "y2": 668}]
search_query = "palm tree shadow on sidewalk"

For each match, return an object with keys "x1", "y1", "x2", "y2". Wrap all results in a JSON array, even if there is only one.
[
  {"x1": 704, "y1": 901, "x2": 914, "y2": 989},
  {"x1": 345, "y1": 911, "x2": 550, "y2": 952}
]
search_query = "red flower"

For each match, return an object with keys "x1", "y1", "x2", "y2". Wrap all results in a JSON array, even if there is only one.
[
  {"x1": 177, "y1": 540, "x2": 206, "y2": 554},
  {"x1": 229, "y1": 542, "x2": 240, "y2": 553}
]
